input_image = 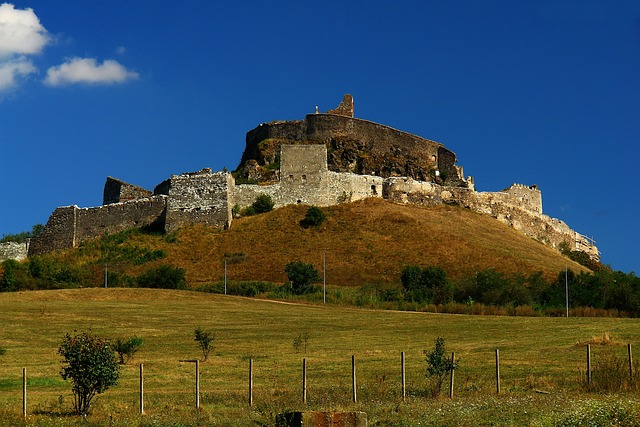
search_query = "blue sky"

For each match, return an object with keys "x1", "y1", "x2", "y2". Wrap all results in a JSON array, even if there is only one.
[{"x1": 1, "y1": 1, "x2": 638, "y2": 273}]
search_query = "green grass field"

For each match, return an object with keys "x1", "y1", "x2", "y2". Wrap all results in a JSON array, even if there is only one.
[{"x1": 1, "y1": 288, "x2": 639, "y2": 426}]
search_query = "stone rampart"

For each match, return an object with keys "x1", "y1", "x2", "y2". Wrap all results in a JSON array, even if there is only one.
[
  {"x1": 0, "y1": 241, "x2": 29, "y2": 262},
  {"x1": 241, "y1": 111, "x2": 464, "y2": 185},
  {"x1": 28, "y1": 197, "x2": 167, "y2": 256},
  {"x1": 103, "y1": 176, "x2": 153, "y2": 205},
  {"x1": 157, "y1": 169, "x2": 234, "y2": 233},
  {"x1": 234, "y1": 145, "x2": 384, "y2": 209},
  {"x1": 28, "y1": 206, "x2": 78, "y2": 256},
  {"x1": 383, "y1": 177, "x2": 599, "y2": 259}
]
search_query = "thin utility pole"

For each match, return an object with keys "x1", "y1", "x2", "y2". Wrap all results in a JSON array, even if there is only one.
[
  {"x1": 565, "y1": 265, "x2": 569, "y2": 318},
  {"x1": 323, "y1": 252, "x2": 326, "y2": 304}
]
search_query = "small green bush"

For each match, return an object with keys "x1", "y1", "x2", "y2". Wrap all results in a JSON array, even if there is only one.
[
  {"x1": 301, "y1": 206, "x2": 326, "y2": 228},
  {"x1": 113, "y1": 337, "x2": 143, "y2": 364},
  {"x1": 252, "y1": 194, "x2": 275, "y2": 214},
  {"x1": 194, "y1": 327, "x2": 215, "y2": 361},
  {"x1": 136, "y1": 265, "x2": 186, "y2": 289},
  {"x1": 424, "y1": 337, "x2": 458, "y2": 397}
]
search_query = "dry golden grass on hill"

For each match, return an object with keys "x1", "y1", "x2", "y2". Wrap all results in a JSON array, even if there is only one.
[{"x1": 121, "y1": 198, "x2": 585, "y2": 288}]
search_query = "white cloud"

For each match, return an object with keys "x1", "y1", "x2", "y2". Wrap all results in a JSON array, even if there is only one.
[
  {"x1": 0, "y1": 3, "x2": 49, "y2": 58},
  {"x1": 44, "y1": 57, "x2": 139, "y2": 86},
  {"x1": 0, "y1": 56, "x2": 35, "y2": 92}
]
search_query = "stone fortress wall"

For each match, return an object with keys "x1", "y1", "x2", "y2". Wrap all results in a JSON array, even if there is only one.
[{"x1": 25, "y1": 95, "x2": 599, "y2": 261}]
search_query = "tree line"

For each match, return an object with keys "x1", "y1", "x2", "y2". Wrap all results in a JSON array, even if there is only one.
[{"x1": 399, "y1": 264, "x2": 640, "y2": 315}]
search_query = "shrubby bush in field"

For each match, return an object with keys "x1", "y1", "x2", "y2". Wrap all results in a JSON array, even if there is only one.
[
  {"x1": 424, "y1": 337, "x2": 458, "y2": 397},
  {"x1": 58, "y1": 331, "x2": 120, "y2": 416}
]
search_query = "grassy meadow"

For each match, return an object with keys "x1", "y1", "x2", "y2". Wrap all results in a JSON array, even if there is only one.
[{"x1": 1, "y1": 288, "x2": 640, "y2": 426}]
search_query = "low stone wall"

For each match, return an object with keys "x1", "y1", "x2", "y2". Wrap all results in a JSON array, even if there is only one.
[
  {"x1": 0, "y1": 241, "x2": 29, "y2": 262},
  {"x1": 29, "y1": 197, "x2": 167, "y2": 256},
  {"x1": 234, "y1": 171, "x2": 383, "y2": 209},
  {"x1": 75, "y1": 197, "x2": 167, "y2": 241}
]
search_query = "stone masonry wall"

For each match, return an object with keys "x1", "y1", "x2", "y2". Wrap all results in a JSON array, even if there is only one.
[
  {"x1": 28, "y1": 206, "x2": 77, "y2": 256},
  {"x1": 234, "y1": 145, "x2": 384, "y2": 209},
  {"x1": 0, "y1": 241, "x2": 29, "y2": 262},
  {"x1": 162, "y1": 170, "x2": 234, "y2": 233},
  {"x1": 103, "y1": 177, "x2": 153, "y2": 205},
  {"x1": 240, "y1": 113, "x2": 464, "y2": 185},
  {"x1": 28, "y1": 197, "x2": 167, "y2": 256},
  {"x1": 383, "y1": 178, "x2": 599, "y2": 259},
  {"x1": 74, "y1": 197, "x2": 167, "y2": 242}
]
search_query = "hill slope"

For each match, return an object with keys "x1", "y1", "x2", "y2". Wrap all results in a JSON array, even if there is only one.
[{"x1": 149, "y1": 198, "x2": 585, "y2": 287}]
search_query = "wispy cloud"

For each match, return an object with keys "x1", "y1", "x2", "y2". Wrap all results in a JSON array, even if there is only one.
[
  {"x1": 0, "y1": 3, "x2": 49, "y2": 92},
  {"x1": 44, "y1": 57, "x2": 139, "y2": 86},
  {"x1": 0, "y1": 57, "x2": 36, "y2": 91}
]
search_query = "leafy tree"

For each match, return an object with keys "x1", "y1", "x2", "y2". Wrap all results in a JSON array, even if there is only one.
[
  {"x1": 113, "y1": 337, "x2": 143, "y2": 364},
  {"x1": 194, "y1": 327, "x2": 215, "y2": 361},
  {"x1": 252, "y1": 194, "x2": 275, "y2": 214},
  {"x1": 58, "y1": 331, "x2": 120, "y2": 415},
  {"x1": 401, "y1": 265, "x2": 450, "y2": 304},
  {"x1": 301, "y1": 206, "x2": 326, "y2": 228},
  {"x1": 136, "y1": 264, "x2": 186, "y2": 289},
  {"x1": 0, "y1": 346, "x2": 6, "y2": 356},
  {"x1": 424, "y1": 337, "x2": 458, "y2": 397},
  {"x1": 0, "y1": 259, "x2": 20, "y2": 292},
  {"x1": 285, "y1": 260, "x2": 321, "y2": 295}
]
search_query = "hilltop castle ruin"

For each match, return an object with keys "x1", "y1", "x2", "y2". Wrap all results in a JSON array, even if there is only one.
[{"x1": 22, "y1": 95, "x2": 599, "y2": 261}]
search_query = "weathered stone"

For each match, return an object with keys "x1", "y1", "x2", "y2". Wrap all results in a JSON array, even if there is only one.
[
  {"x1": 0, "y1": 241, "x2": 29, "y2": 262},
  {"x1": 103, "y1": 177, "x2": 153, "y2": 205}
]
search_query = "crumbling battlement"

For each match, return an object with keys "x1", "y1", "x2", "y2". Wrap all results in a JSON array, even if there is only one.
[{"x1": 27, "y1": 95, "x2": 599, "y2": 261}]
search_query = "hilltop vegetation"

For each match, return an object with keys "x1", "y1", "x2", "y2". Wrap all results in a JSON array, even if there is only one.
[{"x1": 2, "y1": 199, "x2": 639, "y2": 315}]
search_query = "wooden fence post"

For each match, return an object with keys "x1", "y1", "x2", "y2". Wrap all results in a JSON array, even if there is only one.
[
  {"x1": 302, "y1": 358, "x2": 307, "y2": 403},
  {"x1": 139, "y1": 363, "x2": 144, "y2": 415},
  {"x1": 195, "y1": 360, "x2": 200, "y2": 410},
  {"x1": 449, "y1": 352, "x2": 455, "y2": 399},
  {"x1": 495, "y1": 349, "x2": 500, "y2": 395},
  {"x1": 249, "y1": 358, "x2": 253, "y2": 407},
  {"x1": 352, "y1": 355, "x2": 357, "y2": 403},
  {"x1": 22, "y1": 368, "x2": 26, "y2": 418},
  {"x1": 628, "y1": 344, "x2": 634, "y2": 381},
  {"x1": 401, "y1": 351, "x2": 406, "y2": 401},
  {"x1": 178, "y1": 359, "x2": 200, "y2": 409},
  {"x1": 586, "y1": 344, "x2": 591, "y2": 385}
]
